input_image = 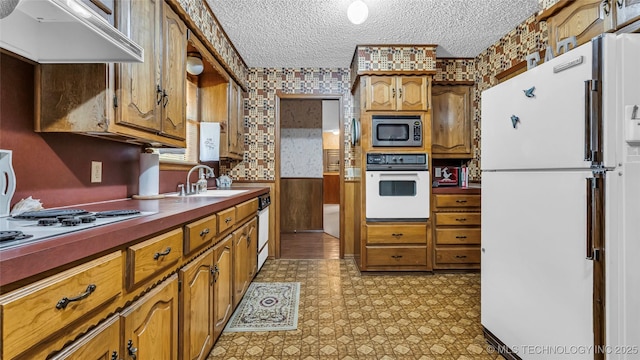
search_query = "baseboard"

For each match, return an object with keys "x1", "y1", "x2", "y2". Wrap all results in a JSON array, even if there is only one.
[{"x1": 483, "y1": 327, "x2": 523, "y2": 360}]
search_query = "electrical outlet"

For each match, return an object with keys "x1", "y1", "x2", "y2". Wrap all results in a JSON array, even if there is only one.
[{"x1": 91, "y1": 161, "x2": 102, "y2": 183}]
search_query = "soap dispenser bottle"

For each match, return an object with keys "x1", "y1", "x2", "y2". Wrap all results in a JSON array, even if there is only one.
[{"x1": 196, "y1": 173, "x2": 208, "y2": 193}]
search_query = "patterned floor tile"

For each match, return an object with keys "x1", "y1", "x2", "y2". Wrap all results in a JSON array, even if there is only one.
[{"x1": 208, "y1": 259, "x2": 504, "y2": 359}]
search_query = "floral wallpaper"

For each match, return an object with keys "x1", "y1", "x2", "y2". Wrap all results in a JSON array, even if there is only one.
[{"x1": 193, "y1": 0, "x2": 561, "y2": 182}]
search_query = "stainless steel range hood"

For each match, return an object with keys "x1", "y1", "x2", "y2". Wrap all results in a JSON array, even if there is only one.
[{"x1": 0, "y1": 0, "x2": 143, "y2": 63}]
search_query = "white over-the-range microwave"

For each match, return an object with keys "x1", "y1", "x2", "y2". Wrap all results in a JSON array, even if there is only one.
[{"x1": 371, "y1": 115, "x2": 422, "y2": 147}]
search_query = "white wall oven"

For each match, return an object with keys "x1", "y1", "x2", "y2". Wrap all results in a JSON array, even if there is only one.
[{"x1": 365, "y1": 153, "x2": 430, "y2": 221}]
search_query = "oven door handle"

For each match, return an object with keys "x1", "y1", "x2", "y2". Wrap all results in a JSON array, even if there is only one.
[{"x1": 377, "y1": 172, "x2": 422, "y2": 177}]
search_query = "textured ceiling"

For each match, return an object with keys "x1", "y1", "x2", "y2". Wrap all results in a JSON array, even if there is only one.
[{"x1": 205, "y1": 0, "x2": 542, "y2": 68}]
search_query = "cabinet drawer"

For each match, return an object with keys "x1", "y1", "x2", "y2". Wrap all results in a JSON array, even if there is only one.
[
  {"x1": 184, "y1": 214, "x2": 217, "y2": 254},
  {"x1": 435, "y1": 228, "x2": 481, "y2": 245},
  {"x1": 236, "y1": 198, "x2": 258, "y2": 222},
  {"x1": 435, "y1": 248, "x2": 480, "y2": 264},
  {"x1": 217, "y1": 207, "x2": 236, "y2": 233},
  {"x1": 127, "y1": 228, "x2": 183, "y2": 288},
  {"x1": 434, "y1": 212, "x2": 481, "y2": 226},
  {"x1": 434, "y1": 194, "x2": 481, "y2": 208},
  {"x1": 366, "y1": 246, "x2": 427, "y2": 266},
  {"x1": 367, "y1": 224, "x2": 427, "y2": 244},
  {"x1": 0, "y1": 252, "x2": 122, "y2": 360}
]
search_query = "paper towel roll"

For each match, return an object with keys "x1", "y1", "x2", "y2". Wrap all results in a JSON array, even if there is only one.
[{"x1": 138, "y1": 153, "x2": 159, "y2": 196}]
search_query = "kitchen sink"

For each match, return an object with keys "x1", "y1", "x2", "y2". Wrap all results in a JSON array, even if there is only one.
[{"x1": 167, "y1": 189, "x2": 249, "y2": 197}]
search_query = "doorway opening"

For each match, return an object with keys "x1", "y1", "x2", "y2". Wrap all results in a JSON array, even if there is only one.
[{"x1": 275, "y1": 94, "x2": 344, "y2": 260}]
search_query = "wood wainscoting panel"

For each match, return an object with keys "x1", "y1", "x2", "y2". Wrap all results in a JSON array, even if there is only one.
[
  {"x1": 280, "y1": 178, "x2": 323, "y2": 232},
  {"x1": 323, "y1": 173, "x2": 339, "y2": 204}
]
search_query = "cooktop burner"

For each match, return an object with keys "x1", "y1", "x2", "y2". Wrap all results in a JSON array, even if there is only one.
[
  {"x1": 1, "y1": 208, "x2": 156, "y2": 250},
  {"x1": 15, "y1": 209, "x2": 90, "y2": 220},
  {"x1": 95, "y1": 210, "x2": 141, "y2": 217},
  {"x1": 0, "y1": 231, "x2": 33, "y2": 242}
]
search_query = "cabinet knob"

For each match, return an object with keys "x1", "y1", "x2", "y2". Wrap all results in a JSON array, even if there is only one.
[
  {"x1": 200, "y1": 228, "x2": 210, "y2": 237},
  {"x1": 455, "y1": 218, "x2": 467, "y2": 222},
  {"x1": 455, "y1": 199, "x2": 467, "y2": 203},
  {"x1": 391, "y1": 233, "x2": 404, "y2": 238},
  {"x1": 455, "y1": 235, "x2": 468, "y2": 239},
  {"x1": 391, "y1": 255, "x2": 403, "y2": 259}
]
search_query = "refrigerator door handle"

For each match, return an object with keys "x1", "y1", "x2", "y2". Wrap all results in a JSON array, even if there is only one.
[
  {"x1": 586, "y1": 177, "x2": 594, "y2": 260},
  {"x1": 584, "y1": 80, "x2": 593, "y2": 161}
]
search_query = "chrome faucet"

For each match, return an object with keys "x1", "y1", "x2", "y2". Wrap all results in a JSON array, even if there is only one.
[{"x1": 185, "y1": 165, "x2": 215, "y2": 195}]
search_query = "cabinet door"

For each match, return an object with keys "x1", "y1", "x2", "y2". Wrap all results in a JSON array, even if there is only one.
[
  {"x1": 116, "y1": 0, "x2": 162, "y2": 132},
  {"x1": 161, "y1": 1, "x2": 187, "y2": 140},
  {"x1": 398, "y1": 76, "x2": 428, "y2": 111},
  {"x1": 546, "y1": 0, "x2": 614, "y2": 56},
  {"x1": 121, "y1": 274, "x2": 179, "y2": 360},
  {"x1": 246, "y1": 218, "x2": 258, "y2": 281},
  {"x1": 179, "y1": 248, "x2": 214, "y2": 360},
  {"x1": 366, "y1": 77, "x2": 396, "y2": 110},
  {"x1": 228, "y1": 81, "x2": 240, "y2": 154},
  {"x1": 49, "y1": 316, "x2": 121, "y2": 360},
  {"x1": 431, "y1": 84, "x2": 472, "y2": 158},
  {"x1": 232, "y1": 224, "x2": 249, "y2": 308},
  {"x1": 214, "y1": 235, "x2": 233, "y2": 340},
  {"x1": 234, "y1": 83, "x2": 245, "y2": 156},
  {"x1": 617, "y1": 0, "x2": 640, "y2": 28}
]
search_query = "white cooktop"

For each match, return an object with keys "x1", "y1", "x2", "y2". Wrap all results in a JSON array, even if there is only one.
[{"x1": 0, "y1": 210, "x2": 156, "y2": 250}]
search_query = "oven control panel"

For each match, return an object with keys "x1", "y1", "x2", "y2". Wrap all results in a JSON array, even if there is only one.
[{"x1": 366, "y1": 153, "x2": 428, "y2": 170}]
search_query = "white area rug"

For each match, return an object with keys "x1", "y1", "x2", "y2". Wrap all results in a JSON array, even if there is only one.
[{"x1": 224, "y1": 282, "x2": 300, "y2": 332}]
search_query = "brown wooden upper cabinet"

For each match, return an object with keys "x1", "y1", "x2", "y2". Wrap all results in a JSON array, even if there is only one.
[
  {"x1": 190, "y1": 32, "x2": 245, "y2": 160},
  {"x1": 363, "y1": 76, "x2": 429, "y2": 111},
  {"x1": 35, "y1": 0, "x2": 188, "y2": 148},
  {"x1": 539, "y1": 0, "x2": 640, "y2": 56},
  {"x1": 116, "y1": 0, "x2": 187, "y2": 142},
  {"x1": 431, "y1": 84, "x2": 472, "y2": 159},
  {"x1": 617, "y1": 0, "x2": 640, "y2": 29}
]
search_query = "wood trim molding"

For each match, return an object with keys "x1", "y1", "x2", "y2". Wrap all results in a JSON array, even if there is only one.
[
  {"x1": 494, "y1": 49, "x2": 546, "y2": 83},
  {"x1": 536, "y1": 0, "x2": 572, "y2": 22},
  {"x1": 274, "y1": 92, "x2": 345, "y2": 258},
  {"x1": 482, "y1": 327, "x2": 523, "y2": 360},
  {"x1": 432, "y1": 80, "x2": 475, "y2": 86}
]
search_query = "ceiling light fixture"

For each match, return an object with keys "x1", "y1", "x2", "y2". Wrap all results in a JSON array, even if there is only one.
[
  {"x1": 347, "y1": 0, "x2": 368, "y2": 25},
  {"x1": 186, "y1": 53, "x2": 204, "y2": 75}
]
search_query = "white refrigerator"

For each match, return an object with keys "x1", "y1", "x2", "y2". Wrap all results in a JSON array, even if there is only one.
[{"x1": 481, "y1": 33, "x2": 640, "y2": 360}]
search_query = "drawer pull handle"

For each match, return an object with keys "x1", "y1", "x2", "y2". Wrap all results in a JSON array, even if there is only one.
[
  {"x1": 153, "y1": 247, "x2": 172, "y2": 260},
  {"x1": 455, "y1": 236, "x2": 468, "y2": 239},
  {"x1": 200, "y1": 228, "x2": 210, "y2": 236},
  {"x1": 391, "y1": 255, "x2": 403, "y2": 259},
  {"x1": 111, "y1": 350, "x2": 119, "y2": 360},
  {"x1": 56, "y1": 284, "x2": 96, "y2": 309},
  {"x1": 455, "y1": 218, "x2": 467, "y2": 222},
  {"x1": 455, "y1": 255, "x2": 468, "y2": 259},
  {"x1": 455, "y1": 199, "x2": 467, "y2": 203},
  {"x1": 391, "y1": 233, "x2": 403, "y2": 237},
  {"x1": 225, "y1": 217, "x2": 232, "y2": 224},
  {"x1": 127, "y1": 340, "x2": 138, "y2": 360}
]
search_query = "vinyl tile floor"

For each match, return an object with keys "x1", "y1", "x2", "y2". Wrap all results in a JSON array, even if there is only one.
[{"x1": 209, "y1": 259, "x2": 505, "y2": 360}]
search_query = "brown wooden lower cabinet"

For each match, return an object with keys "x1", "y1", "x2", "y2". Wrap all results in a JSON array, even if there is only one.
[
  {"x1": 121, "y1": 274, "x2": 179, "y2": 360},
  {"x1": 432, "y1": 192, "x2": 481, "y2": 270},
  {"x1": 49, "y1": 316, "x2": 121, "y2": 360},
  {"x1": 179, "y1": 248, "x2": 215, "y2": 360},
  {"x1": 213, "y1": 235, "x2": 234, "y2": 340},
  {"x1": 360, "y1": 222, "x2": 432, "y2": 271},
  {"x1": 0, "y1": 199, "x2": 261, "y2": 360}
]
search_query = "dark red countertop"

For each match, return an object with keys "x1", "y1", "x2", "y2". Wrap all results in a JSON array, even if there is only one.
[
  {"x1": 0, "y1": 187, "x2": 269, "y2": 289},
  {"x1": 432, "y1": 185, "x2": 481, "y2": 194}
]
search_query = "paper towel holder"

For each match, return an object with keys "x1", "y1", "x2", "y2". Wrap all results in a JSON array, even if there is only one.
[{"x1": 132, "y1": 150, "x2": 165, "y2": 200}]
